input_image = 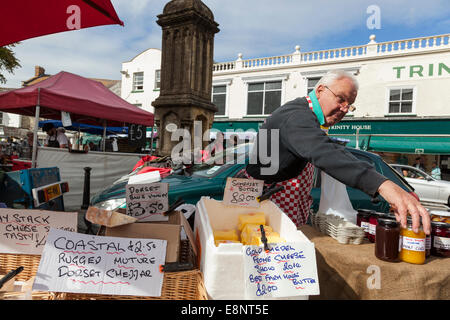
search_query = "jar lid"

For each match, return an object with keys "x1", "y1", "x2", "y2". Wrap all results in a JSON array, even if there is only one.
[
  {"x1": 405, "y1": 218, "x2": 424, "y2": 230},
  {"x1": 431, "y1": 221, "x2": 450, "y2": 229},
  {"x1": 429, "y1": 210, "x2": 450, "y2": 217},
  {"x1": 357, "y1": 209, "x2": 373, "y2": 217},
  {"x1": 378, "y1": 218, "x2": 399, "y2": 228}
]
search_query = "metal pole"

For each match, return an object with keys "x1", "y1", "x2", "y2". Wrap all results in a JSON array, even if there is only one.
[
  {"x1": 355, "y1": 128, "x2": 360, "y2": 149},
  {"x1": 31, "y1": 88, "x2": 41, "y2": 168},
  {"x1": 102, "y1": 121, "x2": 106, "y2": 152},
  {"x1": 149, "y1": 126, "x2": 154, "y2": 155}
]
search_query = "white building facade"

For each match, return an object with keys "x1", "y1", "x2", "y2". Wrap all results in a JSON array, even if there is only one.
[{"x1": 121, "y1": 34, "x2": 450, "y2": 178}]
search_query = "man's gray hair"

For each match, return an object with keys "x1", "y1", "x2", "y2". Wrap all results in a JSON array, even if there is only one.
[{"x1": 314, "y1": 70, "x2": 359, "y2": 91}]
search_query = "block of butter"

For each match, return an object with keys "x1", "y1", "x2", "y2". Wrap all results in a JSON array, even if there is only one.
[
  {"x1": 215, "y1": 240, "x2": 240, "y2": 247},
  {"x1": 237, "y1": 212, "x2": 266, "y2": 231},
  {"x1": 240, "y1": 224, "x2": 273, "y2": 245},
  {"x1": 213, "y1": 229, "x2": 239, "y2": 242},
  {"x1": 86, "y1": 206, "x2": 137, "y2": 227}
]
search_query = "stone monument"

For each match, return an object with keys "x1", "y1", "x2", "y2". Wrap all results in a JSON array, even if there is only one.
[{"x1": 152, "y1": 0, "x2": 220, "y2": 157}]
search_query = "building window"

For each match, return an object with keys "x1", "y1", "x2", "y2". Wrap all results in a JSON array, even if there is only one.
[
  {"x1": 388, "y1": 88, "x2": 413, "y2": 114},
  {"x1": 0, "y1": 112, "x2": 3, "y2": 125},
  {"x1": 247, "y1": 81, "x2": 282, "y2": 115},
  {"x1": 307, "y1": 77, "x2": 320, "y2": 94},
  {"x1": 132, "y1": 72, "x2": 144, "y2": 91},
  {"x1": 154, "y1": 70, "x2": 161, "y2": 90},
  {"x1": 212, "y1": 85, "x2": 226, "y2": 116}
]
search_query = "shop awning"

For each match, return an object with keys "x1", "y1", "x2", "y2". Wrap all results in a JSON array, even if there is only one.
[{"x1": 330, "y1": 134, "x2": 450, "y2": 154}]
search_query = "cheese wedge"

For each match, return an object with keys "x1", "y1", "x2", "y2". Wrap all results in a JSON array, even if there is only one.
[
  {"x1": 213, "y1": 229, "x2": 239, "y2": 242},
  {"x1": 86, "y1": 206, "x2": 137, "y2": 227},
  {"x1": 237, "y1": 212, "x2": 266, "y2": 231},
  {"x1": 240, "y1": 224, "x2": 273, "y2": 245},
  {"x1": 246, "y1": 231, "x2": 285, "y2": 246}
]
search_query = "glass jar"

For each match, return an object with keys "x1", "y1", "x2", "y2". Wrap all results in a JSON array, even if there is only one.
[
  {"x1": 375, "y1": 218, "x2": 400, "y2": 262},
  {"x1": 431, "y1": 221, "x2": 450, "y2": 257},
  {"x1": 357, "y1": 209, "x2": 373, "y2": 238},
  {"x1": 368, "y1": 212, "x2": 391, "y2": 243},
  {"x1": 399, "y1": 222, "x2": 426, "y2": 265},
  {"x1": 368, "y1": 213, "x2": 379, "y2": 243},
  {"x1": 425, "y1": 234, "x2": 431, "y2": 257}
]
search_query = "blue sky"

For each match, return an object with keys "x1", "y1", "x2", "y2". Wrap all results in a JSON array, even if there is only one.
[{"x1": 3, "y1": 0, "x2": 450, "y2": 88}]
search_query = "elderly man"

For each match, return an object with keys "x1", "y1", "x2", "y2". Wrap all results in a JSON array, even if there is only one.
[{"x1": 246, "y1": 70, "x2": 430, "y2": 235}]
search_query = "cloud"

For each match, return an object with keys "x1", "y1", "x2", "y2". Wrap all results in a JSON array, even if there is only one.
[{"x1": 3, "y1": 0, "x2": 450, "y2": 88}]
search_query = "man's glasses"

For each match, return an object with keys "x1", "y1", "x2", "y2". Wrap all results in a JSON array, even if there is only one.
[{"x1": 325, "y1": 86, "x2": 356, "y2": 112}]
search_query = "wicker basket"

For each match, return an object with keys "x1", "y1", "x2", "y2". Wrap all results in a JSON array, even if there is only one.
[
  {"x1": 0, "y1": 290, "x2": 57, "y2": 300},
  {"x1": 55, "y1": 238, "x2": 207, "y2": 300},
  {"x1": 0, "y1": 253, "x2": 41, "y2": 282},
  {"x1": 56, "y1": 269, "x2": 207, "y2": 300},
  {"x1": 0, "y1": 253, "x2": 55, "y2": 300}
]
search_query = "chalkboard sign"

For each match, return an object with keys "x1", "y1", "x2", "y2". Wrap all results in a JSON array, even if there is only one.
[{"x1": 128, "y1": 124, "x2": 146, "y2": 146}]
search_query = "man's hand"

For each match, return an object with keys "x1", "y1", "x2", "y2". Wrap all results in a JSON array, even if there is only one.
[{"x1": 377, "y1": 180, "x2": 431, "y2": 235}]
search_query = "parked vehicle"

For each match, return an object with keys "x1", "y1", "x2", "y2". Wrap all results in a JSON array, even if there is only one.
[
  {"x1": 390, "y1": 164, "x2": 450, "y2": 206},
  {"x1": 91, "y1": 144, "x2": 416, "y2": 215}
]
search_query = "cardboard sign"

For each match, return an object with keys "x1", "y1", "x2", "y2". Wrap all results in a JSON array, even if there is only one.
[
  {"x1": 32, "y1": 228, "x2": 167, "y2": 297},
  {"x1": 126, "y1": 182, "x2": 169, "y2": 222},
  {"x1": 0, "y1": 208, "x2": 77, "y2": 255},
  {"x1": 223, "y1": 177, "x2": 264, "y2": 208},
  {"x1": 61, "y1": 111, "x2": 72, "y2": 127},
  {"x1": 243, "y1": 242, "x2": 320, "y2": 298}
]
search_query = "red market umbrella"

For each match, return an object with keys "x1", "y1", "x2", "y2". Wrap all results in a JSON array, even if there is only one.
[{"x1": 0, "y1": 0, "x2": 124, "y2": 47}]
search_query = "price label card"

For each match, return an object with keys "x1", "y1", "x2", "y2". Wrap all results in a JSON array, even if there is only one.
[
  {"x1": 128, "y1": 124, "x2": 146, "y2": 147},
  {"x1": 223, "y1": 177, "x2": 264, "y2": 208},
  {"x1": 0, "y1": 208, "x2": 77, "y2": 255},
  {"x1": 126, "y1": 182, "x2": 169, "y2": 222},
  {"x1": 32, "y1": 228, "x2": 166, "y2": 297},
  {"x1": 243, "y1": 242, "x2": 320, "y2": 299},
  {"x1": 61, "y1": 111, "x2": 72, "y2": 127}
]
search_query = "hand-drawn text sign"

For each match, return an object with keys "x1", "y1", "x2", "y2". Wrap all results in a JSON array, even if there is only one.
[
  {"x1": 32, "y1": 228, "x2": 167, "y2": 297},
  {"x1": 126, "y1": 182, "x2": 169, "y2": 222},
  {"x1": 0, "y1": 208, "x2": 77, "y2": 255},
  {"x1": 223, "y1": 177, "x2": 264, "y2": 208},
  {"x1": 243, "y1": 242, "x2": 320, "y2": 298}
]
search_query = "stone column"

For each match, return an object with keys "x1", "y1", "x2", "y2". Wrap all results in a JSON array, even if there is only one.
[{"x1": 152, "y1": 0, "x2": 220, "y2": 157}]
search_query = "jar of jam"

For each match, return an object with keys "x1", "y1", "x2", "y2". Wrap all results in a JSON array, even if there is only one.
[
  {"x1": 425, "y1": 234, "x2": 431, "y2": 257},
  {"x1": 368, "y1": 212, "x2": 391, "y2": 243},
  {"x1": 368, "y1": 213, "x2": 379, "y2": 243},
  {"x1": 431, "y1": 221, "x2": 450, "y2": 257},
  {"x1": 357, "y1": 209, "x2": 373, "y2": 238},
  {"x1": 375, "y1": 218, "x2": 400, "y2": 262},
  {"x1": 399, "y1": 221, "x2": 426, "y2": 265}
]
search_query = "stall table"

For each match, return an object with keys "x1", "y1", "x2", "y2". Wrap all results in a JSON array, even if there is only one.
[{"x1": 300, "y1": 225, "x2": 449, "y2": 300}]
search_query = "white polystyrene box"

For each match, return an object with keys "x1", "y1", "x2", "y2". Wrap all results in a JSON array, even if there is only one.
[{"x1": 194, "y1": 196, "x2": 312, "y2": 300}]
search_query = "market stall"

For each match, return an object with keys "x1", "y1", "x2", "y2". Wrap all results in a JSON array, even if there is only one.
[
  {"x1": 300, "y1": 224, "x2": 449, "y2": 300},
  {"x1": 0, "y1": 71, "x2": 154, "y2": 210}
]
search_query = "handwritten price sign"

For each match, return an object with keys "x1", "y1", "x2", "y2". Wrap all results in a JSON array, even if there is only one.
[
  {"x1": 0, "y1": 208, "x2": 77, "y2": 255},
  {"x1": 242, "y1": 242, "x2": 320, "y2": 298},
  {"x1": 223, "y1": 177, "x2": 264, "y2": 208},
  {"x1": 32, "y1": 228, "x2": 167, "y2": 297},
  {"x1": 126, "y1": 182, "x2": 169, "y2": 222}
]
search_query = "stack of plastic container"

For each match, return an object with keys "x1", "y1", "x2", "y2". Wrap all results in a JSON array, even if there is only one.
[{"x1": 310, "y1": 212, "x2": 365, "y2": 244}]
